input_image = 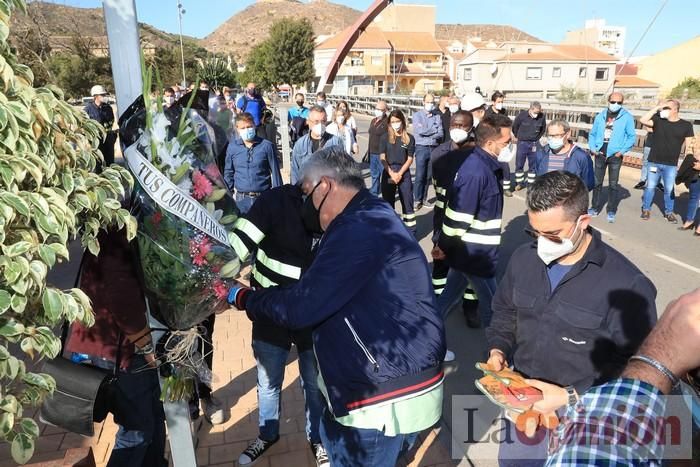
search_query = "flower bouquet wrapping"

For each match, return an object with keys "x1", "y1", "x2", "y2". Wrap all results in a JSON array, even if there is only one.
[{"x1": 119, "y1": 91, "x2": 240, "y2": 331}]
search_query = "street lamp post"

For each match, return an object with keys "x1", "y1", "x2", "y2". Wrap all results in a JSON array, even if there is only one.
[{"x1": 177, "y1": 2, "x2": 186, "y2": 89}]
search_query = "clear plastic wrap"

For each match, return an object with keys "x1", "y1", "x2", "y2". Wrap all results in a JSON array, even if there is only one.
[{"x1": 120, "y1": 99, "x2": 240, "y2": 330}]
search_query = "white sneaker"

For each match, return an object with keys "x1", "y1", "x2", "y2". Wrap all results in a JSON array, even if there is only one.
[
  {"x1": 312, "y1": 443, "x2": 330, "y2": 467},
  {"x1": 201, "y1": 396, "x2": 226, "y2": 425},
  {"x1": 444, "y1": 349, "x2": 456, "y2": 362}
]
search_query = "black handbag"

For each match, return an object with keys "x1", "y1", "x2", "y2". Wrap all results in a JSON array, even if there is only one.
[{"x1": 40, "y1": 351, "x2": 119, "y2": 436}]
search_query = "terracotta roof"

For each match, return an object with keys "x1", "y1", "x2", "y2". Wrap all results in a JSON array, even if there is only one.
[
  {"x1": 614, "y1": 75, "x2": 659, "y2": 88},
  {"x1": 316, "y1": 26, "x2": 390, "y2": 50},
  {"x1": 384, "y1": 32, "x2": 442, "y2": 53},
  {"x1": 505, "y1": 45, "x2": 616, "y2": 62},
  {"x1": 616, "y1": 63, "x2": 638, "y2": 75}
]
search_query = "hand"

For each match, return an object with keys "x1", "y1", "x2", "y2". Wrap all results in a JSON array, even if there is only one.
[
  {"x1": 392, "y1": 172, "x2": 402, "y2": 184},
  {"x1": 144, "y1": 352, "x2": 158, "y2": 369},
  {"x1": 431, "y1": 245, "x2": 446, "y2": 260},
  {"x1": 632, "y1": 288, "x2": 700, "y2": 379},
  {"x1": 524, "y1": 379, "x2": 570, "y2": 413},
  {"x1": 487, "y1": 349, "x2": 507, "y2": 371}
]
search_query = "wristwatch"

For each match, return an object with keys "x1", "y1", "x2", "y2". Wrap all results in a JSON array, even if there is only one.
[
  {"x1": 135, "y1": 342, "x2": 154, "y2": 355},
  {"x1": 564, "y1": 385, "x2": 578, "y2": 406}
]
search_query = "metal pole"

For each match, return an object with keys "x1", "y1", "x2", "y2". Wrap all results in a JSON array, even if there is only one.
[{"x1": 177, "y1": 2, "x2": 187, "y2": 88}]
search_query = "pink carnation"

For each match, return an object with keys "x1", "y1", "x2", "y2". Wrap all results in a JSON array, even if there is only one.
[
  {"x1": 192, "y1": 170, "x2": 214, "y2": 200},
  {"x1": 204, "y1": 164, "x2": 221, "y2": 182},
  {"x1": 189, "y1": 236, "x2": 212, "y2": 267},
  {"x1": 212, "y1": 280, "x2": 228, "y2": 300}
]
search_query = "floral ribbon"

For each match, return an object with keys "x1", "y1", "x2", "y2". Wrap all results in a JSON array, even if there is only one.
[{"x1": 124, "y1": 145, "x2": 229, "y2": 245}]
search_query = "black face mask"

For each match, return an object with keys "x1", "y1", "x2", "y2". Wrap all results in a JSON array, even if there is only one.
[
  {"x1": 301, "y1": 181, "x2": 329, "y2": 235},
  {"x1": 296, "y1": 101, "x2": 305, "y2": 107}
]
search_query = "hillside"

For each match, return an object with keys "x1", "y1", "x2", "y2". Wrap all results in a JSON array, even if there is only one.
[
  {"x1": 10, "y1": 1, "x2": 203, "y2": 52},
  {"x1": 435, "y1": 24, "x2": 542, "y2": 43},
  {"x1": 202, "y1": 0, "x2": 361, "y2": 62}
]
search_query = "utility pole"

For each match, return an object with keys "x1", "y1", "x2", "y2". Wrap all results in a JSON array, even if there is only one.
[{"x1": 177, "y1": 1, "x2": 187, "y2": 88}]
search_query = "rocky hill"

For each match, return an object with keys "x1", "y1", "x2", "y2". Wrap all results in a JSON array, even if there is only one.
[
  {"x1": 435, "y1": 24, "x2": 542, "y2": 43},
  {"x1": 202, "y1": 0, "x2": 361, "y2": 62}
]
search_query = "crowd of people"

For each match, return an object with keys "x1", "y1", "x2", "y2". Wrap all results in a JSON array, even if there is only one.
[{"x1": 73, "y1": 82, "x2": 700, "y2": 467}]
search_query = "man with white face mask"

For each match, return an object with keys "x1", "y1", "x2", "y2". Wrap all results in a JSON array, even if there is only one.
[
  {"x1": 412, "y1": 93, "x2": 443, "y2": 210},
  {"x1": 435, "y1": 114, "x2": 512, "y2": 335},
  {"x1": 291, "y1": 106, "x2": 344, "y2": 184},
  {"x1": 486, "y1": 171, "x2": 657, "y2": 466}
]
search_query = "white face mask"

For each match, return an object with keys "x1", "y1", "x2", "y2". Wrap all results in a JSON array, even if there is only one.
[
  {"x1": 448, "y1": 104, "x2": 459, "y2": 113},
  {"x1": 312, "y1": 123, "x2": 326, "y2": 136},
  {"x1": 165, "y1": 96, "x2": 174, "y2": 106},
  {"x1": 495, "y1": 102, "x2": 504, "y2": 110},
  {"x1": 530, "y1": 112, "x2": 539, "y2": 119},
  {"x1": 391, "y1": 122, "x2": 402, "y2": 132},
  {"x1": 450, "y1": 128, "x2": 470, "y2": 144},
  {"x1": 497, "y1": 144, "x2": 514, "y2": 163},
  {"x1": 374, "y1": 109, "x2": 385, "y2": 118},
  {"x1": 660, "y1": 109, "x2": 670, "y2": 119},
  {"x1": 336, "y1": 115, "x2": 345, "y2": 124},
  {"x1": 424, "y1": 103, "x2": 435, "y2": 112},
  {"x1": 536, "y1": 218, "x2": 582, "y2": 265}
]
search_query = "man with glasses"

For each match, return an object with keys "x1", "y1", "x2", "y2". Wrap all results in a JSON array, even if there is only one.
[
  {"x1": 588, "y1": 92, "x2": 637, "y2": 223},
  {"x1": 535, "y1": 120, "x2": 594, "y2": 190},
  {"x1": 485, "y1": 171, "x2": 657, "y2": 466},
  {"x1": 639, "y1": 99, "x2": 695, "y2": 223},
  {"x1": 291, "y1": 106, "x2": 343, "y2": 184}
]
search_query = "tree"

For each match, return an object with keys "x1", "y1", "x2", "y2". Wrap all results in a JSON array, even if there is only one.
[
  {"x1": 265, "y1": 18, "x2": 315, "y2": 88},
  {"x1": 240, "y1": 17, "x2": 315, "y2": 91},
  {"x1": 45, "y1": 35, "x2": 113, "y2": 99},
  {"x1": 0, "y1": 1, "x2": 134, "y2": 463},
  {"x1": 197, "y1": 55, "x2": 237, "y2": 90},
  {"x1": 669, "y1": 77, "x2": 700, "y2": 100}
]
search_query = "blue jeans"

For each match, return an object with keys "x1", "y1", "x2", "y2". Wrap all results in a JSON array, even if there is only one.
[
  {"x1": 685, "y1": 180, "x2": 700, "y2": 224},
  {"x1": 435, "y1": 268, "x2": 497, "y2": 327},
  {"x1": 235, "y1": 193, "x2": 258, "y2": 214},
  {"x1": 413, "y1": 145, "x2": 434, "y2": 203},
  {"x1": 369, "y1": 153, "x2": 382, "y2": 196},
  {"x1": 642, "y1": 163, "x2": 677, "y2": 215},
  {"x1": 252, "y1": 339, "x2": 323, "y2": 443},
  {"x1": 107, "y1": 356, "x2": 167, "y2": 467},
  {"x1": 640, "y1": 146, "x2": 651, "y2": 182},
  {"x1": 320, "y1": 407, "x2": 419, "y2": 466}
]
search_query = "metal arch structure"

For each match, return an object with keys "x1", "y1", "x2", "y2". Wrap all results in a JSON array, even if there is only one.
[{"x1": 316, "y1": 0, "x2": 393, "y2": 93}]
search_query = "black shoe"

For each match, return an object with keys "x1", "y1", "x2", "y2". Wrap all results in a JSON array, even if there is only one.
[
  {"x1": 311, "y1": 443, "x2": 330, "y2": 467},
  {"x1": 665, "y1": 213, "x2": 678, "y2": 224},
  {"x1": 633, "y1": 181, "x2": 646, "y2": 190},
  {"x1": 415, "y1": 202, "x2": 423, "y2": 210},
  {"x1": 238, "y1": 437, "x2": 279, "y2": 465},
  {"x1": 463, "y1": 304, "x2": 481, "y2": 329}
]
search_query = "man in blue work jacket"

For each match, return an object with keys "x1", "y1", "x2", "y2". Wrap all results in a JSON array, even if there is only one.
[
  {"x1": 224, "y1": 112, "x2": 282, "y2": 213},
  {"x1": 228, "y1": 146, "x2": 445, "y2": 467}
]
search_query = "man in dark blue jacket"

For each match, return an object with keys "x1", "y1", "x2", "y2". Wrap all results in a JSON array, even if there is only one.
[
  {"x1": 535, "y1": 120, "x2": 594, "y2": 190},
  {"x1": 224, "y1": 112, "x2": 282, "y2": 213},
  {"x1": 512, "y1": 102, "x2": 546, "y2": 190},
  {"x1": 486, "y1": 171, "x2": 657, "y2": 466},
  {"x1": 228, "y1": 146, "x2": 445, "y2": 466}
]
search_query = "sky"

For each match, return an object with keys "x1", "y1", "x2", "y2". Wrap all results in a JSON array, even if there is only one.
[{"x1": 46, "y1": 0, "x2": 698, "y2": 58}]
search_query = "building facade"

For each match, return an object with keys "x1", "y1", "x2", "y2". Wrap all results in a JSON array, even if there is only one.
[
  {"x1": 636, "y1": 35, "x2": 700, "y2": 95},
  {"x1": 563, "y1": 19, "x2": 626, "y2": 58}
]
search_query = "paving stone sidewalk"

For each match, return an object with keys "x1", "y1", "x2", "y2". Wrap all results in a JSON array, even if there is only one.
[{"x1": 0, "y1": 309, "x2": 456, "y2": 467}]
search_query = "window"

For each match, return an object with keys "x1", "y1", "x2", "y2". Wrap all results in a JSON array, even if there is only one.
[
  {"x1": 463, "y1": 67, "x2": 472, "y2": 80},
  {"x1": 371, "y1": 56, "x2": 382, "y2": 66},
  {"x1": 526, "y1": 67, "x2": 542, "y2": 80},
  {"x1": 527, "y1": 48, "x2": 533, "y2": 53},
  {"x1": 510, "y1": 47, "x2": 516, "y2": 53},
  {"x1": 579, "y1": 67, "x2": 587, "y2": 78},
  {"x1": 552, "y1": 67, "x2": 561, "y2": 78},
  {"x1": 595, "y1": 67, "x2": 609, "y2": 80}
]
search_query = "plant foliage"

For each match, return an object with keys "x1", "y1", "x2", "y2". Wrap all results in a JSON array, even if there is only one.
[{"x1": 0, "y1": 0, "x2": 135, "y2": 463}]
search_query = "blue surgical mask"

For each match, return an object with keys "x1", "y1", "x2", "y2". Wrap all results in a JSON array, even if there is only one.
[
  {"x1": 239, "y1": 128, "x2": 256, "y2": 141},
  {"x1": 547, "y1": 137, "x2": 565, "y2": 151},
  {"x1": 608, "y1": 103, "x2": 621, "y2": 113}
]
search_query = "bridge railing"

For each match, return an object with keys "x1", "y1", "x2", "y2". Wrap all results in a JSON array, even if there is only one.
[{"x1": 309, "y1": 93, "x2": 700, "y2": 162}]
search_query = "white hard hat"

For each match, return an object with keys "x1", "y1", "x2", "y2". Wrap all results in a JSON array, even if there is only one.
[
  {"x1": 90, "y1": 85, "x2": 107, "y2": 96},
  {"x1": 460, "y1": 92, "x2": 486, "y2": 112}
]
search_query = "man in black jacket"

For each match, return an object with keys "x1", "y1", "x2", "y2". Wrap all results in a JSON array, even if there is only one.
[
  {"x1": 84, "y1": 84, "x2": 116, "y2": 172},
  {"x1": 512, "y1": 101, "x2": 546, "y2": 190},
  {"x1": 485, "y1": 171, "x2": 657, "y2": 466}
]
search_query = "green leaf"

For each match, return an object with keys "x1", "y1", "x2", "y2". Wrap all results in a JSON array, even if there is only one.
[
  {"x1": 28, "y1": 193, "x2": 49, "y2": 215},
  {"x1": 37, "y1": 245, "x2": 56, "y2": 268},
  {"x1": 86, "y1": 237, "x2": 99, "y2": 256},
  {"x1": 125, "y1": 215, "x2": 137, "y2": 241},
  {"x1": 5, "y1": 355, "x2": 19, "y2": 379},
  {"x1": 2, "y1": 241, "x2": 32, "y2": 257},
  {"x1": 21, "y1": 372, "x2": 51, "y2": 391},
  {"x1": 17, "y1": 418, "x2": 39, "y2": 438},
  {"x1": 102, "y1": 198, "x2": 121, "y2": 210},
  {"x1": 34, "y1": 212, "x2": 60, "y2": 235},
  {"x1": 0, "y1": 192, "x2": 29, "y2": 217},
  {"x1": 10, "y1": 295, "x2": 26, "y2": 314},
  {"x1": 19, "y1": 337, "x2": 34, "y2": 359},
  {"x1": 3, "y1": 261, "x2": 20, "y2": 283},
  {"x1": 70, "y1": 288, "x2": 91, "y2": 311},
  {"x1": 10, "y1": 431, "x2": 34, "y2": 465},
  {"x1": 10, "y1": 278, "x2": 27, "y2": 295},
  {"x1": 0, "y1": 412, "x2": 13, "y2": 437},
  {"x1": 28, "y1": 261, "x2": 47, "y2": 289},
  {"x1": 0, "y1": 290, "x2": 10, "y2": 314},
  {"x1": 48, "y1": 243, "x2": 69, "y2": 260},
  {"x1": 41, "y1": 288, "x2": 62, "y2": 323}
]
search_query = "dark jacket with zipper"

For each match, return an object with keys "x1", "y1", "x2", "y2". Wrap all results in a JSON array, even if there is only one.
[
  {"x1": 512, "y1": 110, "x2": 546, "y2": 142},
  {"x1": 676, "y1": 153, "x2": 699, "y2": 186},
  {"x1": 243, "y1": 189, "x2": 445, "y2": 417},
  {"x1": 486, "y1": 229, "x2": 657, "y2": 394}
]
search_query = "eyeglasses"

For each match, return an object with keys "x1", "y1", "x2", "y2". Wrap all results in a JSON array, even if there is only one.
[
  {"x1": 547, "y1": 133, "x2": 566, "y2": 138},
  {"x1": 524, "y1": 221, "x2": 579, "y2": 244},
  {"x1": 609, "y1": 100, "x2": 623, "y2": 104}
]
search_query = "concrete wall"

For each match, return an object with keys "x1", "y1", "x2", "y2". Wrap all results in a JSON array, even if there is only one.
[
  {"x1": 637, "y1": 36, "x2": 700, "y2": 95},
  {"x1": 373, "y1": 3, "x2": 435, "y2": 33}
]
